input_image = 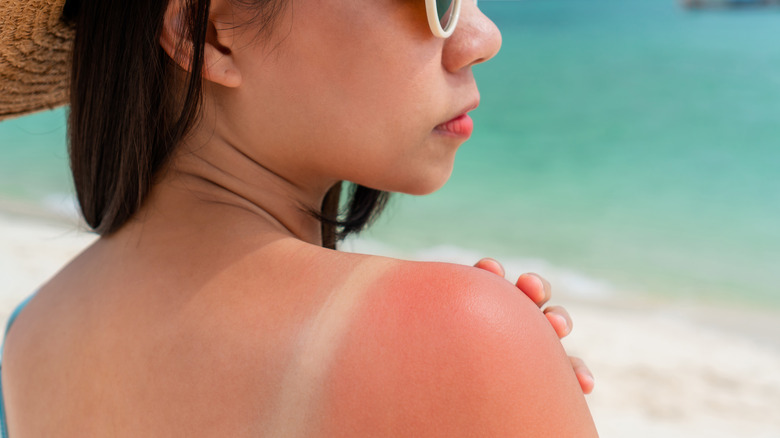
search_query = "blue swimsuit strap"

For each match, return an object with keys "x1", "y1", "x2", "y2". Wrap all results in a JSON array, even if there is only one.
[{"x1": 0, "y1": 295, "x2": 36, "y2": 438}]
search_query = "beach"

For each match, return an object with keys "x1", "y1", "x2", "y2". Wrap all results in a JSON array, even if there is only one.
[
  {"x1": 3, "y1": 211, "x2": 779, "y2": 438},
  {"x1": 569, "y1": 301, "x2": 780, "y2": 438},
  {"x1": 1, "y1": 1, "x2": 779, "y2": 434}
]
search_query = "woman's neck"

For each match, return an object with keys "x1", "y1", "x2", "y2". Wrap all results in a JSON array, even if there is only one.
[{"x1": 129, "y1": 134, "x2": 333, "y2": 247}]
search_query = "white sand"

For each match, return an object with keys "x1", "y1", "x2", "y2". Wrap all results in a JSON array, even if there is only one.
[
  {"x1": 0, "y1": 212, "x2": 96, "y2": 326},
  {"x1": 1, "y1": 212, "x2": 779, "y2": 437},
  {"x1": 566, "y1": 302, "x2": 780, "y2": 438}
]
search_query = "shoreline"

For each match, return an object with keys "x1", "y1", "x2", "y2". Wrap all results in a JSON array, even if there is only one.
[
  {"x1": 2, "y1": 206, "x2": 779, "y2": 349},
  {"x1": 1, "y1": 209, "x2": 779, "y2": 437}
]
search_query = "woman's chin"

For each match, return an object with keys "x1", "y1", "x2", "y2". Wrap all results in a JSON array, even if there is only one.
[
  {"x1": 392, "y1": 168, "x2": 454, "y2": 196},
  {"x1": 349, "y1": 160, "x2": 455, "y2": 196}
]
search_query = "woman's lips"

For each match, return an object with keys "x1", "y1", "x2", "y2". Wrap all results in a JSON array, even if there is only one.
[{"x1": 434, "y1": 113, "x2": 474, "y2": 138}]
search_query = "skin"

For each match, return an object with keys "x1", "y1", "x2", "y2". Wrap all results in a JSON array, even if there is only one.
[
  {"x1": 318, "y1": 262, "x2": 596, "y2": 437},
  {"x1": 2, "y1": 0, "x2": 597, "y2": 436},
  {"x1": 476, "y1": 258, "x2": 595, "y2": 394}
]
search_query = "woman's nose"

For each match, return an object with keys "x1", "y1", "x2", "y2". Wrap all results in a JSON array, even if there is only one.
[{"x1": 442, "y1": 1, "x2": 502, "y2": 73}]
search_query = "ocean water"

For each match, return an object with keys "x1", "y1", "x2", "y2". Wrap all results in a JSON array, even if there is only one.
[
  {"x1": 362, "y1": 0, "x2": 780, "y2": 307},
  {"x1": 1, "y1": 0, "x2": 779, "y2": 308},
  {"x1": 0, "y1": 110, "x2": 69, "y2": 205}
]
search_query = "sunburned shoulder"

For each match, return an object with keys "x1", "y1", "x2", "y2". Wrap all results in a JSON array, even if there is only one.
[{"x1": 313, "y1": 260, "x2": 598, "y2": 437}]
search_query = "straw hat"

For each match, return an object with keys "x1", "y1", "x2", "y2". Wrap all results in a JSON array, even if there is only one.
[{"x1": 0, "y1": 0, "x2": 74, "y2": 121}]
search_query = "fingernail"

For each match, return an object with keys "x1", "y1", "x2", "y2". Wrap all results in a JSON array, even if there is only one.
[
  {"x1": 488, "y1": 258, "x2": 505, "y2": 276},
  {"x1": 553, "y1": 314, "x2": 568, "y2": 332},
  {"x1": 582, "y1": 375, "x2": 594, "y2": 393},
  {"x1": 528, "y1": 274, "x2": 545, "y2": 299}
]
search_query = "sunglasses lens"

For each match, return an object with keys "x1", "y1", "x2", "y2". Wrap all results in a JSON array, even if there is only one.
[{"x1": 436, "y1": 0, "x2": 456, "y2": 31}]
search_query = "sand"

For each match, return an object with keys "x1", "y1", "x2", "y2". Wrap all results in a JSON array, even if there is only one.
[
  {"x1": 567, "y1": 302, "x2": 780, "y2": 438},
  {"x1": 1, "y1": 211, "x2": 779, "y2": 437}
]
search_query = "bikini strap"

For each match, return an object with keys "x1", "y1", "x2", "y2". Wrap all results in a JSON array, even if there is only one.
[
  {"x1": 0, "y1": 295, "x2": 35, "y2": 363},
  {"x1": 0, "y1": 294, "x2": 36, "y2": 438}
]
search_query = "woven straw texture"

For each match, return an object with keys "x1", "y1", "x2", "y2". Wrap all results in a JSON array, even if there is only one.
[{"x1": 0, "y1": 0, "x2": 73, "y2": 121}]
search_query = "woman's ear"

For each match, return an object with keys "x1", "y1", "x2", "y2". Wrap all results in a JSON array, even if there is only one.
[{"x1": 160, "y1": 0, "x2": 242, "y2": 88}]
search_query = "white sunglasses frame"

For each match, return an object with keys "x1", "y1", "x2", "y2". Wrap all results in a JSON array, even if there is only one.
[{"x1": 425, "y1": 0, "x2": 462, "y2": 38}]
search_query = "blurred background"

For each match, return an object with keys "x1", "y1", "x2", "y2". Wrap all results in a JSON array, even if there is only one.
[
  {"x1": 1, "y1": 0, "x2": 779, "y2": 436},
  {"x1": 358, "y1": 0, "x2": 780, "y2": 310}
]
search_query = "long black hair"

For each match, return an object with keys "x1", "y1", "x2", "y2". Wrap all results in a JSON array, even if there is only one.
[{"x1": 64, "y1": 0, "x2": 389, "y2": 249}]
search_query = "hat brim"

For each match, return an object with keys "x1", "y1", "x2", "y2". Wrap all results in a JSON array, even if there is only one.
[{"x1": 0, "y1": 0, "x2": 74, "y2": 121}]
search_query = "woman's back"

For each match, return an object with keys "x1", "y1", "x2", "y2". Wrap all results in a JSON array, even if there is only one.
[
  {"x1": 2, "y1": 206, "x2": 596, "y2": 436},
  {"x1": 2, "y1": 208, "x2": 390, "y2": 435}
]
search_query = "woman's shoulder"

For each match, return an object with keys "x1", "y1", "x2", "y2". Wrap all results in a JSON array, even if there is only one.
[
  {"x1": 349, "y1": 257, "x2": 555, "y2": 334},
  {"x1": 310, "y1": 257, "x2": 598, "y2": 437},
  {"x1": 340, "y1": 256, "x2": 569, "y2": 364}
]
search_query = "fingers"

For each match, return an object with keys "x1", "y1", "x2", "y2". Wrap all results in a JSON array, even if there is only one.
[
  {"x1": 474, "y1": 262, "x2": 550, "y2": 308},
  {"x1": 543, "y1": 305, "x2": 572, "y2": 338},
  {"x1": 571, "y1": 356, "x2": 594, "y2": 394},
  {"x1": 515, "y1": 273, "x2": 551, "y2": 307},
  {"x1": 474, "y1": 262, "x2": 592, "y2": 394},
  {"x1": 515, "y1": 273, "x2": 572, "y2": 339},
  {"x1": 473, "y1": 258, "x2": 505, "y2": 277},
  {"x1": 489, "y1": 264, "x2": 591, "y2": 395}
]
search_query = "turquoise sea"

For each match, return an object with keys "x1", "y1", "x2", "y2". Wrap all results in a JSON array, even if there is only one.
[{"x1": 2, "y1": 0, "x2": 780, "y2": 308}]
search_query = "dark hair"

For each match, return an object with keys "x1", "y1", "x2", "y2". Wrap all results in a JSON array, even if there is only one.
[{"x1": 64, "y1": 0, "x2": 389, "y2": 249}]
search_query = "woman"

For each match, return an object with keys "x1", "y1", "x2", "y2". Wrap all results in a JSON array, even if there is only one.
[{"x1": 0, "y1": 0, "x2": 598, "y2": 436}]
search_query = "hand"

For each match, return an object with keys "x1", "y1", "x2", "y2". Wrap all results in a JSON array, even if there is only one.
[{"x1": 473, "y1": 258, "x2": 595, "y2": 394}]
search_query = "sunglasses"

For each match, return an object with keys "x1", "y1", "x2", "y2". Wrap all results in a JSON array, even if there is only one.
[{"x1": 425, "y1": 0, "x2": 478, "y2": 38}]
